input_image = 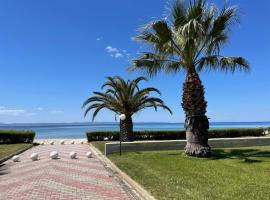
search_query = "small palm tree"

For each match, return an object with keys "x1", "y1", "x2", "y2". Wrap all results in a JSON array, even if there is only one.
[
  {"x1": 82, "y1": 76, "x2": 172, "y2": 141},
  {"x1": 131, "y1": 0, "x2": 249, "y2": 156}
]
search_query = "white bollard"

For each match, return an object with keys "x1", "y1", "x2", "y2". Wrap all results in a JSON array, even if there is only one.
[
  {"x1": 12, "y1": 155, "x2": 20, "y2": 162},
  {"x1": 60, "y1": 140, "x2": 65, "y2": 145},
  {"x1": 50, "y1": 151, "x2": 58, "y2": 159},
  {"x1": 69, "y1": 151, "x2": 77, "y2": 159},
  {"x1": 30, "y1": 153, "x2": 39, "y2": 161},
  {"x1": 86, "y1": 152, "x2": 92, "y2": 158}
]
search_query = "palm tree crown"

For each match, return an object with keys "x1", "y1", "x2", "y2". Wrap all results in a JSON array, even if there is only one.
[
  {"x1": 82, "y1": 76, "x2": 172, "y2": 141},
  {"x1": 131, "y1": 0, "x2": 249, "y2": 75},
  {"x1": 82, "y1": 76, "x2": 172, "y2": 121}
]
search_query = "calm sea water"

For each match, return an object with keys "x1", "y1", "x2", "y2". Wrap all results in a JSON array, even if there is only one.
[{"x1": 0, "y1": 122, "x2": 269, "y2": 139}]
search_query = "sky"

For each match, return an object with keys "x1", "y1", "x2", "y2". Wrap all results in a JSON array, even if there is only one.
[{"x1": 0, "y1": 0, "x2": 269, "y2": 123}]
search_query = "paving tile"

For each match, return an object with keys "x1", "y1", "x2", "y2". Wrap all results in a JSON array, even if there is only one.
[{"x1": 0, "y1": 143, "x2": 134, "y2": 200}]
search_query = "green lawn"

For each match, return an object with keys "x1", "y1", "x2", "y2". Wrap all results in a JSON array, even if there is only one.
[
  {"x1": 91, "y1": 141, "x2": 123, "y2": 154},
  {"x1": 105, "y1": 146, "x2": 270, "y2": 200},
  {"x1": 0, "y1": 144, "x2": 33, "y2": 160},
  {"x1": 92, "y1": 141, "x2": 107, "y2": 154}
]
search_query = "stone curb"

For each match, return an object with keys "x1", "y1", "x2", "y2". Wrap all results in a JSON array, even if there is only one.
[
  {"x1": 0, "y1": 144, "x2": 34, "y2": 164},
  {"x1": 105, "y1": 136, "x2": 270, "y2": 155},
  {"x1": 90, "y1": 143, "x2": 156, "y2": 200}
]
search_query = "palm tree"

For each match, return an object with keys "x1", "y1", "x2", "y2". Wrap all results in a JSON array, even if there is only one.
[
  {"x1": 131, "y1": 0, "x2": 249, "y2": 156},
  {"x1": 82, "y1": 76, "x2": 172, "y2": 141}
]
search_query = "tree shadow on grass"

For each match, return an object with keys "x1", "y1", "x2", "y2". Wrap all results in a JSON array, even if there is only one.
[
  {"x1": 209, "y1": 148, "x2": 270, "y2": 163},
  {"x1": 0, "y1": 163, "x2": 11, "y2": 175}
]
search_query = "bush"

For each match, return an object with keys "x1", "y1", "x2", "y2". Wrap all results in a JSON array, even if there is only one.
[
  {"x1": 86, "y1": 131, "x2": 121, "y2": 142},
  {"x1": 208, "y1": 128, "x2": 267, "y2": 138},
  {"x1": 86, "y1": 128, "x2": 269, "y2": 142},
  {"x1": 86, "y1": 130, "x2": 188, "y2": 142},
  {"x1": 0, "y1": 130, "x2": 36, "y2": 144}
]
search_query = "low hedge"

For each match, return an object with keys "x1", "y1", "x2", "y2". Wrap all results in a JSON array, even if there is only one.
[
  {"x1": 208, "y1": 128, "x2": 268, "y2": 138},
  {"x1": 86, "y1": 128, "x2": 269, "y2": 142},
  {"x1": 0, "y1": 130, "x2": 36, "y2": 144}
]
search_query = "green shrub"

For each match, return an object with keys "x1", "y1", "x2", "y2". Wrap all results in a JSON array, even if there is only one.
[
  {"x1": 0, "y1": 130, "x2": 36, "y2": 144},
  {"x1": 86, "y1": 128, "x2": 269, "y2": 142},
  {"x1": 86, "y1": 131, "x2": 121, "y2": 142},
  {"x1": 85, "y1": 130, "x2": 186, "y2": 142},
  {"x1": 208, "y1": 128, "x2": 267, "y2": 138}
]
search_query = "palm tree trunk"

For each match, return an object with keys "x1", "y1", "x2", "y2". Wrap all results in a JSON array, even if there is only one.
[
  {"x1": 120, "y1": 115, "x2": 134, "y2": 141},
  {"x1": 182, "y1": 68, "x2": 211, "y2": 157}
]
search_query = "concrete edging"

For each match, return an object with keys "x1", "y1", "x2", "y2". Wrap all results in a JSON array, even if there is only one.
[
  {"x1": 90, "y1": 143, "x2": 156, "y2": 200},
  {"x1": 105, "y1": 136, "x2": 270, "y2": 155},
  {"x1": 0, "y1": 144, "x2": 34, "y2": 164}
]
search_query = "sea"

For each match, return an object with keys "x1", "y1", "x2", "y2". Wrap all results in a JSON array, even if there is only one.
[{"x1": 0, "y1": 122, "x2": 269, "y2": 139}]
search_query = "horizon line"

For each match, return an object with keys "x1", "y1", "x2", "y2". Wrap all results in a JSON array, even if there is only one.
[{"x1": 1, "y1": 121, "x2": 270, "y2": 125}]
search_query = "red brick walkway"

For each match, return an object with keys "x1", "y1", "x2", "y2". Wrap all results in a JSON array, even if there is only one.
[{"x1": 0, "y1": 143, "x2": 134, "y2": 200}]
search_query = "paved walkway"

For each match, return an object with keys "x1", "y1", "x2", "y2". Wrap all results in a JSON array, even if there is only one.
[{"x1": 0, "y1": 142, "x2": 134, "y2": 200}]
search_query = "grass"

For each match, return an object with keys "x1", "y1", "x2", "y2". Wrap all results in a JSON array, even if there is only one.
[
  {"x1": 0, "y1": 143, "x2": 33, "y2": 160},
  {"x1": 105, "y1": 146, "x2": 270, "y2": 200},
  {"x1": 92, "y1": 141, "x2": 107, "y2": 154},
  {"x1": 91, "y1": 141, "x2": 122, "y2": 154}
]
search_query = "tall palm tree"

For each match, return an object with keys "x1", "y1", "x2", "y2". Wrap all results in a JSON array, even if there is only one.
[
  {"x1": 82, "y1": 76, "x2": 172, "y2": 141},
  {"x1": 131, "y1": 0, "x2": 249, "y2": 156}
]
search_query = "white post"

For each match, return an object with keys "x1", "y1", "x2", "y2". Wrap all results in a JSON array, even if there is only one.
[
  {"x1": 119, "y1": 114, "x2": 126, "y2": 156},
  {"x1": 119, "y1": 114, "x2": 126, "y2": 121}
]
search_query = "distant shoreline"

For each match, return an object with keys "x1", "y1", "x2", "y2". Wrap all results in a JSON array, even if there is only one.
[
  {"x1": 1, "y1": 122, "x2": 269, "y2": 139},
  {"x1": 1, "y1": 121, "x2": 270, "y2": 126}
]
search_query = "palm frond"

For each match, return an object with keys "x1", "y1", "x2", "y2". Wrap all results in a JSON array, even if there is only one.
[
  {"x1": 82, "y1": 76, "x2": 172, "y2": 121},
  {"x1": 133, "y1": 76, "x2": 148, "y2": 85},
  {"x1": 134, "y1": 30, "x2": 160, "y2": 44},
  {"x1": 91, "y1": 104, "x2": 107, "y2": 121},
  {"x1": 219, "y1": 56, "x2": 250, "y2": 72},
  {"x1": 197, "y1": 55, "x2": 250, "y2": 72},
  {"x1": 152, "y1": 20, "x2": 172, "y2": 44},
  {"x1": 211, "y1": 5, "x2": 239, "y2": 38},
  {"x1": 132, "y1": 0, "x2": 248, "y2": 75},
  {"x1": 81, "y1": 96, "x2": 104, "y2": 109},
  {"x1": 185, "y1": 0, "x2": 205, "y2": 28},
  {"x1": 131, "y1": 56, "x2": 164, "y2": 77},
  {"x1": 131, "y1": 52, "x2": 185, "y2": 76},
  {"x1": 171, "y1": 0, "x2": 187, "y2": 29}
]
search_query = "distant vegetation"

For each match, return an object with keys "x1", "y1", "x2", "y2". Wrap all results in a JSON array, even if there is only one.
[
  {"x1": 0, "y1": 130, "x2": 35, "y2": 144},
  {"x1": 86, "y1": 128, "x2": 269, "y2": 142}
]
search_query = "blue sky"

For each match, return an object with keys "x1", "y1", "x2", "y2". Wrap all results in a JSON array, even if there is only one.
[{"x1": 0, "y1": 0, "x2": 269, "y2": 123}]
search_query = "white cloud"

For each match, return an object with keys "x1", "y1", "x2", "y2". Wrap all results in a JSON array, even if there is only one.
[
  {"x1": 26, "y1": 113, "x2": 36, "y2": 117},
  {"x1": 105, "y1": 46, "x2": 130, "y2": 59},
  {"x1": 106, "y1": 46, "x2": 119, "y2": 53},
  {"x1": 0, "y1": 106, "x2": 37, "y2": 117},
  {"x1": 0, "y1": 107, "x2": 25, "y2": 116},
  {"x1": 114, "y1": 53, "x2": 123, "y2": 58},
  {"x1": 37, "y1": 107, "x2": 43, "y2": 111},
  {"x1": 50, "y1": 110, "x2": 64, "y2": 115},
  {"x1": 96, "y1": 37, "x2": 102, "y2": 41}
]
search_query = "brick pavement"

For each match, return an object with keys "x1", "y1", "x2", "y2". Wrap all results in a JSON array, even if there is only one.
[{"x1": 0, "y1": 142, "x2": 134, "y2": 200}]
